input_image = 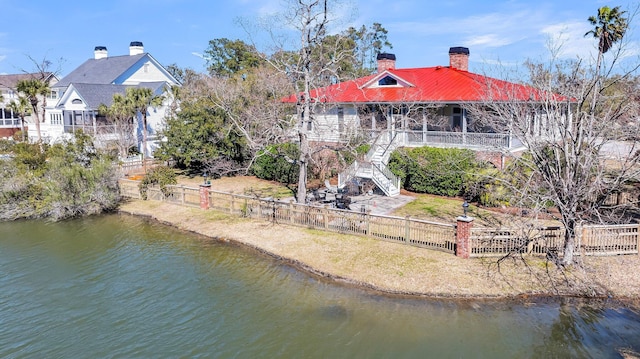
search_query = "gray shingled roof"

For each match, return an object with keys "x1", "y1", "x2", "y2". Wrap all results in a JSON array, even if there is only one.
[
  {"x1": 0, "y1": 72, "x2": 56, "y2": 89},
  {"x1": 71, "y1": 83, "x2": 128, "y2": 108},
  {"x1": 54, "y1": 54, "x2": 147, "y2": 88},
  {"x1": 70, "y1": 82, "x2": 169, "y2": 108}
]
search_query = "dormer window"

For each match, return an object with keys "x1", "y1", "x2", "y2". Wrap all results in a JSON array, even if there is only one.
[
  {"x1": 72, "y1": 99, "x2": 83, "y2": 105},
  {"x1": 378, "y1": 76, "x2": 397, "y2": 86}
]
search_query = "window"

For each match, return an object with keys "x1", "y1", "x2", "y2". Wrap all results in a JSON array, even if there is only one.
[
  {"x1": 47, "y1": 90, "x2": 58, "y2": 100},
  {"x1": 337, "y1": 107, "x2": 344, "y2": 133},
  {"x1": 378, "y1": 76, "x2": 397, "y2": 86},
  {"x1": 50, "y1": 113, "x2": 63, "y2": 125},
  {"x1": 72, "y1": 99, "x2": 83, "y2": 105},
  {"x1": 452, "y1": 107, "x2": 463, "y2": 131}
]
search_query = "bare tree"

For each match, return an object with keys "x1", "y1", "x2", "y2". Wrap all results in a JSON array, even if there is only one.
[
  {"x1": 202, "y1": 65, "x2": 296, "y2": 173},
  {"x1": 254, "y1": 0, "x2": 357, "y2": 202},
  {"x1": 469, "y1": 6, "x2": 640, "y2": 266}
]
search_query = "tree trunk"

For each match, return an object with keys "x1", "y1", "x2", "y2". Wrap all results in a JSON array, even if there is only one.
[
  {"x1": 590, "y1": 51, "x2": 603, "y2": 115},
  {"x1": 31, "y1": 101, "x2": 42, "y2": 143},
  {"x1": 20, "y1": 117, "x2": 25, "y2": 141},
  {"x1": 296, "y1": 131, "x2": 309, "y2": 203},
  {"x1": 142, "y1": 114, "x2": 148, "y2": 160},
  {"x1": 562, "y1": 221, "x2": 577, "y2": 266}
]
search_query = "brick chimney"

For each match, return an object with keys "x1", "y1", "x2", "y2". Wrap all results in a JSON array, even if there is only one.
[
  {"x1": 377, "y1": 53, "x2": 396, "y2": 73},
  {"x1": 449, "y1": 47, "x2": 470, "y2": 71},
  {"x1": 94, "y1": 46, "x2": 108, "y2": 59},
  {"x1": 129, "y1": 41, "x2": 144, "y2": 56}
]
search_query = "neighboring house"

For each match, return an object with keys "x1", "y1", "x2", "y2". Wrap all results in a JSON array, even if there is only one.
[
  {"x1": 283, "y1": 47, "x2": 546, "y2": 196},
  {"x1": 0, "y1": 72, "x2": 59, "y2": 139},
  {"x1": 41, "y1": 41, "x2": 180, "y2": 156}
]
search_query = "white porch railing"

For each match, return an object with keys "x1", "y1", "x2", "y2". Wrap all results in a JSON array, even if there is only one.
[{"x1": 364, "y1": 130, "x2": 515, "y2": 150}]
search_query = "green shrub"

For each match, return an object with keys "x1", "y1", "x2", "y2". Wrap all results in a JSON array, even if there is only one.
[
  {"x1": 463, "y1": 166, "x2": 511, "y2": 207},
  {"x1": 139, "y1": 166, "x2": 178, "y2": 200},
  {"x1": 389, "y1": 147, "x2": 483, "y2": 197},
  {"x1": 0, "y1": 131, "x2": 120, "y2": 221},
  {"x1": 251, "y1": 143, "x2": 300, "y2": 184}
]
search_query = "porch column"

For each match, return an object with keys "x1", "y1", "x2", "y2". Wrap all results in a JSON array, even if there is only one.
[
  {"x1": 387, "y1": 107, "x2": 392, "y2": 141},
  {"x1": 422, "y1": 110, "x2": 427, "y2": 143},
  {"x1": 92, "y1": 111, "x2": 97, "y2": 135},
  {"x1": 402, "y1": 111, "x2": 408, "y2": 144},
  {"x1": 462, "y1": 108, "x2": 468, "y2": 145}
]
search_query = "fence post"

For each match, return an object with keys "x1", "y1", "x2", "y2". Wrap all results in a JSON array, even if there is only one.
[
  {"x1": 323, "y1": 206, "x2": 329, "y2": 229},
  {"x1": 405, "y1": 216, "x2": 410, "y2": 243},
  {"x1": 199, "y1": 184, "x2": 211, "y2": 210},
  {"x1": 456, "y1": 216, "x2": 474, "y2": 259},
  {"x1": 365, "y1": 211, "x2": 370, "y2": 235},
  {"x1": 289, "y1": 200, "x2": 295, "y2": 224},
  {"x1": 230, "y1": 194, "x2": 235, "y2": 214},
  {"x1": 637, "y1": 223, "x2": 640, "y2": 255},
  {"x1": 181, "y1": 186, "x2": 185, "y2": 205}
]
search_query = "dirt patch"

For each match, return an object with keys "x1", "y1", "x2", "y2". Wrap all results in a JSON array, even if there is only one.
[{"x1": 177, "y1": 175, "x2": 295, "y2": 199}]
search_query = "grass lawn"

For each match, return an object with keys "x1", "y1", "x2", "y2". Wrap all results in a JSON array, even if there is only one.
[
  {"x1": 171, "y1": 172, "x2": 559, "y2": 227},
  {"x1": 390, "y1": 192, "x2": 522, "y2": 226}
]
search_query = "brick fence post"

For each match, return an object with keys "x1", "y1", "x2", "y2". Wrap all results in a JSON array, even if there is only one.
[
  {"x1": 199, "y1": 184, "x2": 211, "y2": 210},
  {"x1": 456, "y1": 216, "x2": 474, "y2": 258}
]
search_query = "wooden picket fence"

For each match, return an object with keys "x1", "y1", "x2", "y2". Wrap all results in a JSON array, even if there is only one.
[
  {"x1": 119, "y1": 179, "x2": 639, "y2": 258},
  {"x1": 118, "y1": 179, "x2": 456, "y2": 254},
  {"x1": 470, "y1": 224, "x2": 639, "y2": 257}
]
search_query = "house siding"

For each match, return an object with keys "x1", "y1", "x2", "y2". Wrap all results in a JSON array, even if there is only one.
[
  {"x1": 122, "y1": 61, "x2": 171, "y2": 85},
  {"x1": 307, "y1": 105, "x2": 360, "y2": 143}
]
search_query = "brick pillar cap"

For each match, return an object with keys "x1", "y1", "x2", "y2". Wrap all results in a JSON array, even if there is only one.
[{"x1": 456, "y1": 216, "x2": 474, "y2": 222}]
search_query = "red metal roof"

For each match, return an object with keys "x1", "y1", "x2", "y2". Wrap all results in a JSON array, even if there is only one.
[{"x1": 282, "y1": 66, "x2": 551, "y2": 104}]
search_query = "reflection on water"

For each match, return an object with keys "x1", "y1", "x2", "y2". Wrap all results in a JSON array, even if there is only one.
[{"x1": 0, "y1": 214, "x2": 638, "y2": 358}]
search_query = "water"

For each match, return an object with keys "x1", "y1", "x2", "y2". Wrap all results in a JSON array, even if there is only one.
[{"x1": 1, "y1": 215, "x2": 639, "y2": 358}]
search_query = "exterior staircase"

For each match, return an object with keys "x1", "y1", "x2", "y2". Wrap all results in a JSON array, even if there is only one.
[{"x1": 338, "y1": 131, "x2": 402, "y2": 197}]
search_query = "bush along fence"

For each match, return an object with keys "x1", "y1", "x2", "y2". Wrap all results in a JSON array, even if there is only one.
[{"x1": 118, "y1": 179, "x2": 640, "y2": 259}]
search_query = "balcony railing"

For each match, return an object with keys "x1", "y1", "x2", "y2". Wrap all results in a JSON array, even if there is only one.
[
  {"x1": 63, "y1": 124, "x2": 128, "y2": 135},
  {"x1": 0, "y1": 119, "x2": 21, "y2": 128},
  {"x1": 402, "y1": 130, "x2": 512, "y2": 149},
  {"x1": 361, "y1": 129, "x2": 515, "y2": 149}
]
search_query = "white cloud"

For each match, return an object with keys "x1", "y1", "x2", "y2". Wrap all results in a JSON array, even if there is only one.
[
  {"x1": 191, "y1": 52, "x2": 207, "y2": 60},
  {"x1": 464, "y1": 34, "x2": 515, "y2": 48},
  {"x1": 540, "y1": 21, "x2": 597, "y2": 60}
]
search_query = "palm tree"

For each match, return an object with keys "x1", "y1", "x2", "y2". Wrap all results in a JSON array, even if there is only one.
[
  {"x1": 584, "y1": 6, "x2": 628, "y2": 113},
  {"x1": 15, "y1": 79, "x2": 50, "y2": 143},
  {"x1": 8, "y1": 96, "x2": 31, "y2": 141},
  {"x1": 124, "y1": 87, "x2": 164, "y2": 160},
  {"x1": 98, "y1": 93, "x2": 138, "y2": 158}
]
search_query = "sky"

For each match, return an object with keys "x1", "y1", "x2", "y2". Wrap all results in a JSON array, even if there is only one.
[{"x1": 1, "y1": 0, "x2": 638, "y2": 78}]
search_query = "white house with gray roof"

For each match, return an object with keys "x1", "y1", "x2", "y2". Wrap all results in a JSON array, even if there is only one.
[
  {"x1": 0, "y1": 72, "x2": 59, "y2": 139},
  {"x1": 38, "y1": 41, "x2": 179, "y2": 157}
]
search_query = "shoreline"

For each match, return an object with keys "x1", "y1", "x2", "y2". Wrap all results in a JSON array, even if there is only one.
[{"x1": 117, "y1": 199, "x2": 640, "y2": 304}]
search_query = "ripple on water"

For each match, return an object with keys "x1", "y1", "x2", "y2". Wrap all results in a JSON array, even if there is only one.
[{"x1": 1, "y1": 215, "x2": 639, "y2": 358}]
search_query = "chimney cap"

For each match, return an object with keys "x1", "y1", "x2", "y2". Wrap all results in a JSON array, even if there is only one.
[
  {"x1": 376, "y1": 53, "x2": 396, "y2": 61},
  {"x1": 94, "y1": 46, "x2": 107, "y2": 51},
  {"x1": 130, "y1": 41, "x2": 144, "y2": 47},
  {"x1": 449, "y1": 47, "x2": 470, "y2": 55}
]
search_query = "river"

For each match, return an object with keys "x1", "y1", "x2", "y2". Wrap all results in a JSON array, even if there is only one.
[{"x1": 1, "y1": 214, "x2": 639, "y2": 358}]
